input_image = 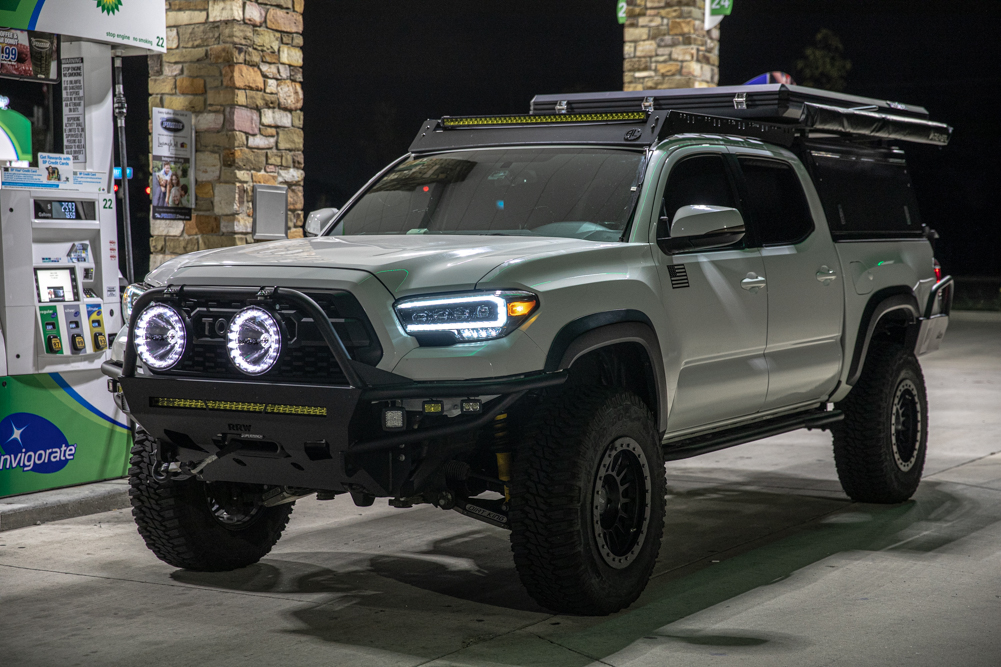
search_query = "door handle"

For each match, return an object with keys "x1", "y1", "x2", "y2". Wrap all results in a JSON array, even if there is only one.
[
  {"x1": 816, "y1": 266, "x2": 837, "y2": 284},
  {"x1": 741, "y1": 273, "x2": 766, "y2": 292}
]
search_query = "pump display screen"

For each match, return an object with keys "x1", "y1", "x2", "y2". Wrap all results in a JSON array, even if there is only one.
[
  {"x1": 34, "y1": 200, "x2": 97, "y2": 220},
  {"x1": 35, "y1": 268, "x2": 77, "y2": 303}
]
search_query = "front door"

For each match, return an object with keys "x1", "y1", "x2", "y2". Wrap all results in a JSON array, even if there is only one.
[
  {"x1": 731, "y1": 152, "x2": 843, "y2": 409},
  {"x1": 654, "y1": 150, "x2": 769, "y2": 433}
]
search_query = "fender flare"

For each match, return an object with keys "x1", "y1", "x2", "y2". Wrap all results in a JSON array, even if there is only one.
[
  {"x1": 846, "y1": 288, "x2": 921, "y2": 387},
  {"x1": 544, "y1": 310, "x2": 669, "y2": 431}
]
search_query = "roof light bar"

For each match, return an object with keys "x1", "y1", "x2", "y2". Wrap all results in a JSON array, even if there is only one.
[{"x1": 441, "y1": 111, "x2": 647, "y2": 129}]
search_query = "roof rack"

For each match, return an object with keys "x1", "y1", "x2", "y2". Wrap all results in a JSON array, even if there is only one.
[
  {"x1": 658, "y1": 111, "x2": 796, "y2": 147},
  {"x1": 408, "y1": 85, "x2": 952, "y2": 153}
]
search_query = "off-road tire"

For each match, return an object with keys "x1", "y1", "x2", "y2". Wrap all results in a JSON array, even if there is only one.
[
  {"x1": 833, "y1": 344, "x2": 928, "y2": 503},
  {"x1": 509, "y1": 387, "x2": 665, "y2": 616},
  {"x1": 128, "y1": 428, "x2": 294, "y2": 571}
]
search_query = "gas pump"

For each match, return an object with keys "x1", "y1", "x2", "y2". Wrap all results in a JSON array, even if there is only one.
[
  {"x1": 0, "y1": 1, "x2": 165, "y2": 498},
  {"x1": 0, "y1": 183, "x2": 129, "y2": 496}
]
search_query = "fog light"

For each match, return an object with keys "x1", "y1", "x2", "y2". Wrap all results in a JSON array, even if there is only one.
[
  {"x1": 134, "y1": 303, "x2": 187, "y2": 370},
  {"x1": 422, "y1": 400, "x2": 444, "y2": 414},
  {"x1": 382, "y1": 407, "x2": 406, "y2": 431},
  {"x1": 461, "y1": 399, "x2": 482, "y2": 414},
  {"x1": 226, "y1": 306, "x2": 283, "y2": 376}
]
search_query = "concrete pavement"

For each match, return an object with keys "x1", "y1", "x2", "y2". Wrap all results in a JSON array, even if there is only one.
[
  {"x1": 1, "y1": 312, "x2": 999, "y2": 666},
  {"x1": 0, "y1": 479, "x2": 130, "y2": 532}
]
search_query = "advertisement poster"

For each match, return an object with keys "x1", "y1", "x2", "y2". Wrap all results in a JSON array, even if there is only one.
[
  {"x1": 0, "y1": 373, "x2": 131, "y2": 499},
  {"x1": 0, "y1": 0, "x2": 166, "y2": 53},
  {"x1": 38, "y1": 152, "x2": 72, "y2": 184},
  {"x1": 151, "y1": 107, "x2": 194, "y2": 221},
  {"x1": 62, "y1": 57, "x2": 86, "y2": 162},
  {"x1": 0, "y1": 27, "x2": 58, "y2": 82}
]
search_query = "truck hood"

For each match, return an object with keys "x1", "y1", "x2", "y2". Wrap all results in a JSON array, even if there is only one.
[{"x1": 146, "y1": 235, "x2": 617, "y2": 295}]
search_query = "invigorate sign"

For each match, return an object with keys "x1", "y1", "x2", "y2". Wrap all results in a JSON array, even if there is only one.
[
  {"x1": 0, "y1": 0, "x2": 166, "y2": 53},
  {"x1": 0, "y1": 373, "x2": 130, "y2": 498},
  {"x1": 0, "y1": 413, "x2": 77, "y2": 474}
]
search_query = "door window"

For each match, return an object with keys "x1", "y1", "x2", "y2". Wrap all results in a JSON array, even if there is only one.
[
  {"x1": 737, "y1": 157, "x2": 814, "y2": 246},
  {"x1": 661, "y1": 154, "x2": 738, "y2": 228}
]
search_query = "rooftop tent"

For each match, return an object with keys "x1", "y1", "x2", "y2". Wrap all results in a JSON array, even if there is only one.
[{"x1": 0, "y1": 107, "x2": 31, "y2": 161}]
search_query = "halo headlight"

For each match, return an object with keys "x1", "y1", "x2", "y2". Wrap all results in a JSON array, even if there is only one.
[
  {"x1": 226, "y1": 306, "x2": 283, "y2": 375},
  {"x1": 133, "y1": 304, "x2": 187, "y2": 370}
]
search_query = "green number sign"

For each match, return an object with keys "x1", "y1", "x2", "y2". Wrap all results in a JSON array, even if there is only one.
[
  {"x1": 617, "y1": 0, "x2": 627, "y2": 25},
  {"x1": 710, "y1": 0, "x2": 734, "y2": 16}
]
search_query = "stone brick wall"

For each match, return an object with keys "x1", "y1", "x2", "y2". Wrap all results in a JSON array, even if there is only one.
[
  {"x1": 147, "y1": 0, "x2": 305, "y2": 270},
  {"x1": 623, "y1": 0, "x2": 719, "y2": 91}
]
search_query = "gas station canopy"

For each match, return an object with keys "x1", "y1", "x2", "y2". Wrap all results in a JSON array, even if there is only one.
[{"x1": 0, "y1": 0, "x2": 165, "y2": 53}]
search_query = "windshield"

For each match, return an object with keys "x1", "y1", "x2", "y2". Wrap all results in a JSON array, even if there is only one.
[{"x1": 329, "y1": 148, "x2": 644, "y2": 241}]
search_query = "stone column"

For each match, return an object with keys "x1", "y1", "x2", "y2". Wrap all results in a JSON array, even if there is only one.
[
  {"x1": 623, "y1": 0, "x2": 719, "y2": 91},
  {"x1": 147, "y1": 0, "x2": 305, "y2": 270}
]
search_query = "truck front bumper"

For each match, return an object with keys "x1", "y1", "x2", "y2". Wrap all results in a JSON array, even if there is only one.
[
  {"x1": 103, "y1": 360, "x2": 564, "y2": 493},
  {"x1": 107, "y1": 284, "x2": 565, "y2": 494}
]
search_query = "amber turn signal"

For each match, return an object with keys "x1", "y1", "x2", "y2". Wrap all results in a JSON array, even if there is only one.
[{"x1": 507, "y1": 299, "x2": 537, "y2": 317}]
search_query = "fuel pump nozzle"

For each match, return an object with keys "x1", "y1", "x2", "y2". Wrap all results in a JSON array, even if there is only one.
[{"x1": 113, "y1": 52, "x2": 135, "y2": 285}]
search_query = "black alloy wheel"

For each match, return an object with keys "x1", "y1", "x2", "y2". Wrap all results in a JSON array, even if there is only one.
[
  {"x1": 592, "y1": 437, "x2": 652, "y2": 569},
  {"x1": 890, "y1": 378, "x2": 922, "y2": 473}
]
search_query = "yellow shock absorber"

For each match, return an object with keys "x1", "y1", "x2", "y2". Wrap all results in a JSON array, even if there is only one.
[
  {"x1": 496, "y1": 451, "x2": 512, "y2": 502},
  {"x1": 493, "y1": 413, "x2": 512, "y2": 502}
]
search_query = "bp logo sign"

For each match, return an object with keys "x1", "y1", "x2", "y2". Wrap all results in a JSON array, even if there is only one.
[
  {"x1": 0, "y1": 413, "x2": 77, "y2": 474},
  {"x1": 95, "y1": 0, "x2": 124, "y2": 15}
]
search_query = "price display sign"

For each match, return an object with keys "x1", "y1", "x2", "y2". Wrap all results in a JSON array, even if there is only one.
[{"x1": 0, "y1": 28, "x2": 58, "y2": 83}]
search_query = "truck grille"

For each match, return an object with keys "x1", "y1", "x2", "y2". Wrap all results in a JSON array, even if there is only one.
[{"x1": 148, "y1": 290, "x2": 381, "y2": 384}]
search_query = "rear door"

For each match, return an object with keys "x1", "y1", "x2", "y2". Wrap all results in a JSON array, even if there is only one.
[
  {"x1": 654, "y1": 148, "x2": 769, "y2": 433},
  {"x1": 730, "y1": 150, "x2": 844, "y2": 409}
]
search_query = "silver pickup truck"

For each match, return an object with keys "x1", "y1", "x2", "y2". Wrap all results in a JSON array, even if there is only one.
[{"x1": 106, "y1": 85, "x2": 953, "y2": 615}]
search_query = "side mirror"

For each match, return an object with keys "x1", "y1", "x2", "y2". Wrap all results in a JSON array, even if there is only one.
[
  {"x1": 657, "y1": 205, "x2": 745, "y2": 254},
  {"x1": 305, "y1": 207, "x2": 339, "y2": 237},
  {"x1": 252, "y1": 184, "x2": 289, "y2": 241}
]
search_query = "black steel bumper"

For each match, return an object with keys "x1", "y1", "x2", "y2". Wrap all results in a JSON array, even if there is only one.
[{"x1": 105, "y1": 285, "x2": 566, "y2": 492}]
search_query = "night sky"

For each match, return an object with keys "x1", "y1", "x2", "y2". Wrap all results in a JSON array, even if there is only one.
[{"x1": 301, "y1": 0, "x2": 1000, "y2": 277}]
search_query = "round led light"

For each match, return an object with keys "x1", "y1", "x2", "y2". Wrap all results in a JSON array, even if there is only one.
[
  {"x1": 226, "y1": 306, "x2": 282, "y2": 376},
  {"x1": 133, "y1": 304, "x2": 187, "y2": 370}
]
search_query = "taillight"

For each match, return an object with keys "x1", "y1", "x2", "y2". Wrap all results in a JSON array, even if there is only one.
[{"x1": 933, "y1": 258, "x2": 943, "y2": 282}]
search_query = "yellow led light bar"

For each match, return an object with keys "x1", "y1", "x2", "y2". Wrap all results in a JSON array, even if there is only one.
[
  {"x1": 150, "y1": 398, "x2": 326, "y2": 417},
  {"x1": 266, "y1": 404, "x2": 328, "y2": 417},
  {"x1": 150, "y1": 397, "x2": 207, "y2": 409},
  {"x1": 441, "y1": 112, "x2": 647, "y2": 128},
  {"x1": 205, "y1": 401, "x2": 265, "y2": 413}
]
